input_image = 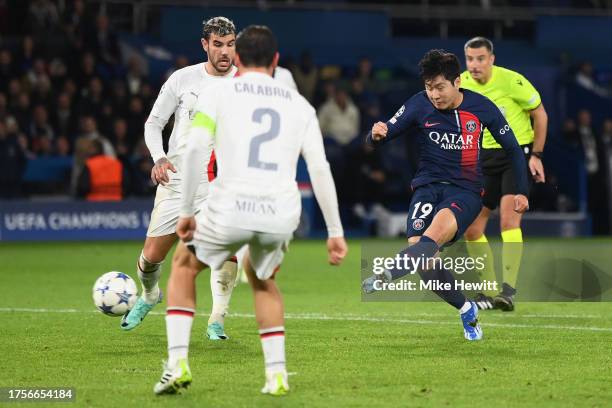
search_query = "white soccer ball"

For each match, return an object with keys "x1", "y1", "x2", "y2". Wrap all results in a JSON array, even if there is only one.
[{"x1": 92, "y1": 271, "x2": 138, "y2": 316}]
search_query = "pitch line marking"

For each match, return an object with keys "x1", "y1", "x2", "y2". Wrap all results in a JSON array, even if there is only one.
[{"x1": 0, "y1": 308, "x2": 611, "y2": 332}]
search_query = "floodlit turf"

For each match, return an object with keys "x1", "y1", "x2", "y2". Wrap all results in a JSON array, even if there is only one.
[{"x1": 1, "y1": 240, "x2": 611, "y2": 407}]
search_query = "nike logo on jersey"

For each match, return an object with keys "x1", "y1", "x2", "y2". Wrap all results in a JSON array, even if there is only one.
[
  {"x1": 450, "y1": 202, "x2": 463, "y2": 212},
  {"x1": 424, "y1": 121, "x2": 440, "y2": 128}
]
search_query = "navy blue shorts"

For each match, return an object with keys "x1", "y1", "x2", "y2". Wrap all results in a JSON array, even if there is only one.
[{"x1": 406, "y1": 183, "x2": 482, "y2": 244}]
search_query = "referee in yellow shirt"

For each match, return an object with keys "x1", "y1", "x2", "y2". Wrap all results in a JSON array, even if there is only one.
[{"x1": 461, "y1": 37, "x2": 548, "y2": 311}]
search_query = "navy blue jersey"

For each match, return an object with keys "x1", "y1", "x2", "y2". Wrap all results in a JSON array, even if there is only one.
[{"x1": 366, "y1": 89, "x2": 529, "y2": 195}]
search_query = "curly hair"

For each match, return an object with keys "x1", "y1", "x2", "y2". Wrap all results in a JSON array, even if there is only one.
[{"x1": 202, "y1": 16, "x2": 236, "y2": 40}]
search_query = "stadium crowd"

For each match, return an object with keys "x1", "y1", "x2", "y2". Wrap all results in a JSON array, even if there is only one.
[{"x1": 2, "y1": 0, "x2": 612, "y2": 232}]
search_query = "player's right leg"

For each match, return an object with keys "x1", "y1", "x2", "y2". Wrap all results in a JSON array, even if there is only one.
[
  {"x1": 418, "y1": 207, "x2": 482, "y2": 341},
  {"x1": 121, "y1": 234, "x2": 176, "y2": 330},
  {"x1": 154, "y1": 242, "x2": 206, "y2": 395},
  {"x1": 122, "y1": 184, "x2": 180, "y2": 330}
]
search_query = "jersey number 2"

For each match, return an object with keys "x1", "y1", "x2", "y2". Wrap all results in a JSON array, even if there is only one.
[{"x1": 249, "y1": 108, "x2": 279, "y2": 171}]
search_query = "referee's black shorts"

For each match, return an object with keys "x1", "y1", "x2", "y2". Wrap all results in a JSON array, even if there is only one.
[{"x1": 481, "y1": 143, "x2": 533, "y2": 210}]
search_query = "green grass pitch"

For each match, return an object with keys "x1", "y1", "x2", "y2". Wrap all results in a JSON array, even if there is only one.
[{"x1": 1, "y1": 240, "x2": 611, "y2": 407}]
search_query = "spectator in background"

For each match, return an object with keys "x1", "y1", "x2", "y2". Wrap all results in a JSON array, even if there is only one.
[
  {"x1": 356, "y1": 57, "x2": 374, "y2": 90},
  {"x1": 55, "y1": 135, "x2": 71, "y2": 157},
  {"x1": 575, "y1": 109, "x2": 608, "y2": 233},
  {"x1": 52, "y1": 92, "x2": 76, "y2": 139},
  {"x1": 563, "y1": 117, "x2": 580, "y2": 147},
  {"x1": 318, "y1": 85, "x2": 360, "y2": 146},
  {"x1": 0, "y1": 49, "x2": 16, "y2": 93},
  {"x1": 577, "y1": 109, "x2": 598, "y2": 176},
  {"x1": 130, "y1": 139, "x2": 155, "y2": 196},
  {"x1": 110, "y1": 80, "x2": 129, "y2": 114},
  {"x1": 28, "y1": 105, "x2": 54, "y2": 154},
  {"x1": 347, "y1": 143, "x2": 387, "y2": 213},
  {"x1": 19, "y1": 36, "x2": 37, "y2": 72},
  {"x1": 85, "y1": 14, "x2": 120, "y2": 68},
  {"x1": 126, "y1": 96, "x2": 146, "y2": 142},
  {"x1": 318, "y1": 84, "x2": 360, "y2": 203},
  {"x1": 0, "y1": 92, "x2": 8, "y2": 122},
  {"x1": 74, "y1": 115, "x2": 115, "y2": 158},
  {"x1": 62, "y1": 0, "x2": 89, "y2": 53},
  {"x1": 292, "y1": 51, "x2": 318, "y2": 103},
  {"x1": 0, "y1": 119, "x2": 27, "y2": 198},
  {"x1": 79, "y1": 76, "x2": 106, "y2": 120},
  {"x1": 31, "y1": 74, "x2": 53, "y2": 109},
  {"x1": 13, "y1": 93, "x2": 32, "y2": 133},
  {"x1": 110, "y1": 117, "x2": 132, "y2": 155},
  {"x1": 48, "y1": 57, "x2": 68, "y2": 88},
  {"x1": 71, "y1": 115, "x2": 116, "y2": 194},
  {"x1": 76, "y1": 52, "x2": 97, "y2": 90},
  {"x1": 25, "y1": 58, "x2": 48, "y2": 90},
  {"x1": 61, "y1": 78, "x2": 78, "y2": 102},
  {"x1": 601, "y1": 118, "x2": 612, "y2": 145},
  {"x1": 76, "y1": 138, "x2": 126, "y2": 201},
  {"x1": 27, "y1": 0, "x2": 60, "y2": 39},
  {"x1": 575, "y1": 61, "x2": 609, "y2": 98},
  {"x1": 7, "y1": 79, "x2": 22, "y2": 109},
  {"x1": 125, "y1": 55, "x2": 146, "y2": 95}
]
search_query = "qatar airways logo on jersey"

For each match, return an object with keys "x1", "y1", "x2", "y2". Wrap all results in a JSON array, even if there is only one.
[{"x1": 428, "y1": 131, "x2": 476, "y2": 150}]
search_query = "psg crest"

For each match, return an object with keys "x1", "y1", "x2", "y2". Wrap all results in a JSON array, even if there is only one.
[
  {"x1": 412, "y1": 218, "x2": 425, "y2": 230},
  {"x1": 466, "y1": 120, "x2": 477, "y2": 132}
]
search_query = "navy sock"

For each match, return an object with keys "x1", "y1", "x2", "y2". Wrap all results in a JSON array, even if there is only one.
[
  {"x1": 418, "y1": 266, "x2": 467, "y2": 310},
  {"x1": 387, "y1": 236, "x2": 439, "y2": 280}
]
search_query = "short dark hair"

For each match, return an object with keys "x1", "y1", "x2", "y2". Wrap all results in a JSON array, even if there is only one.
[
  {"x1": 464, "y1": 36, "x2": 494, "y2": 54},
  {"x1": 202, "y1": 16, "x2": 236, "y2": 40},
  {"x1": 418, "y1": 49, "x2": 461, "y2": 83},
  {"x1": 236, "y1": 25, "x2": 278, "y2": 68}
]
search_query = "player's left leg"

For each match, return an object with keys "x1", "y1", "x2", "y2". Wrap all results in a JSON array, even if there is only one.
[
  {"x1": 243, "y1": 234, "x2": 291, "y2": 396},
  {"x1": 496, "y1": 194, "x2": 523, "y2": 311},
  {"x1": 154, "y1": 242, "x2": 206, "y2": 395}
]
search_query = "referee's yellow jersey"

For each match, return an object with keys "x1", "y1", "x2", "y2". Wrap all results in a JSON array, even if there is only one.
[{"x1": 461, "y1": 65, "x2": 541, "y2": 149}]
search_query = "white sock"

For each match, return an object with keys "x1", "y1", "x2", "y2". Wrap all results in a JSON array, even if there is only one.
[
  {"x1": 259, "y1": 326, "x2": 286, "y2": 374},
  {"x1": 137, "y1": 252, "x2": 162, "y2": 304},
  {"x1": 459, "y1": 301, "x2": 472, "y2": 314},
  {"x1": 208, "y1": 260, "x2": 238, "y2": 325},
  {"x1": 166, "y1": 307, "x2": 195, "y2": 367}
]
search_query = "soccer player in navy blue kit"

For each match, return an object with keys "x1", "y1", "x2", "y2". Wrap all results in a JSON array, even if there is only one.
[{"x1": 362, "y1": 50, "x2": 529, "y2": 341}]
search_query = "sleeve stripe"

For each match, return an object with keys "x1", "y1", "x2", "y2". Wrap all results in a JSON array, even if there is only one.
[{"x1": 192, "y1": 111, "x2": 216, "y2": 135}]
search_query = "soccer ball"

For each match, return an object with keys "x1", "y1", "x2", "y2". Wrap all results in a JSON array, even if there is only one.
[{"x1": 92, "y1": 272, "x2": 138, "y2": 316}]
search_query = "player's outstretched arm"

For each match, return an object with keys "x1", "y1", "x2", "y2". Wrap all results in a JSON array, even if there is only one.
[
  {"x1": 367, "y1": 121, "x2": 388, "y2": 143},
  {"x1": 302, "y1": 113, "x2": 348, "y2": 265},
  {"x1": 366, "y1": 99, "x2": 417, "y2": 146}
]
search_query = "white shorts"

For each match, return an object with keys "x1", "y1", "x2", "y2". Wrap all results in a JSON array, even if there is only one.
[
  {"x1": 189, "y1": 213, "x2": 291, "y2": 280},
  {"x1": 146, "y1": 179, "x2": 209, "y2": 237}
]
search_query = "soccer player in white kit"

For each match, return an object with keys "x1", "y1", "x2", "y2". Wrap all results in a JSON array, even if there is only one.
[
  {"x1": 153, "y1": 25, "x2": 348, "y2": 396},
  {"x1": 120, "y1": 17, "x2": 239, "y2": 341}
]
